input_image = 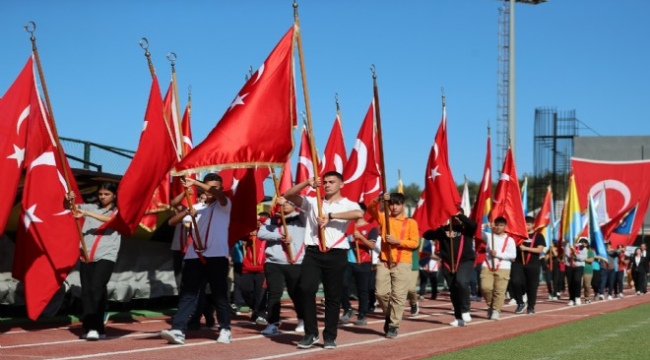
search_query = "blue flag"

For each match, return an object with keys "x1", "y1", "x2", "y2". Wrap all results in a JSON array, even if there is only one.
[
  {"x1": 588, "y1": 194, "x2": 608, "y2": 261},
  {"x1": 614, "y1": 205, "x2": 637, "y2": 235}
]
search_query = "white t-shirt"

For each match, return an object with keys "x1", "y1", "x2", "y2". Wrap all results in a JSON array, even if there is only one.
[
  {"x1": 170, "y1": 202, "x2": 207, "y2": 251},
  {"x1": 481, "y1": 232, "x2": 517, "y2": 270},
  {"x1": 184, "y1": 199, "x2": 231, "y2": 259},
  {"x1": 300, "y1": 196, "x2": 360, "y2": 249}
]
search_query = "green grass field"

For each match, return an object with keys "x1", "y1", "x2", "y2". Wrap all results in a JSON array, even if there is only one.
[{"x1": 429, "y1": 303, "x2": 650, "y2": 360}]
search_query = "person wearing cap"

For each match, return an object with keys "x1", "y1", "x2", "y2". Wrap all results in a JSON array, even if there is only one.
[
  {"x1": 367, "y1": 192, "x2": 420, "y2": 339},
  {"x1": 510, "y1": 216, "x2": 546, "y2": 314},
  {"x1": 480, "y1": 216, "x2": 517, "y2": 320},
  {"x1": 565, "y1": 237, "x2": 588, "y2": 306},
  {"x1": 424, "y1": 209, "x2": 477, "y2": 326}
]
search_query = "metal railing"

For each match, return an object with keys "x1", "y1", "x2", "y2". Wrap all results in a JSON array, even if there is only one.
[{"x1": 60, "y1": 137, "x2": 134, "y2": 175}]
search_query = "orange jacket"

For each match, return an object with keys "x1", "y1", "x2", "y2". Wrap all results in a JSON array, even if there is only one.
[{"x1": 368, "y1": 199, "x2": 419, "y2": 263}]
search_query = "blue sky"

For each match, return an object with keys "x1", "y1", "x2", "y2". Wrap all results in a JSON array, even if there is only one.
[{"x1": 2, "y1": 0, "x2": 650, "y2": 191}]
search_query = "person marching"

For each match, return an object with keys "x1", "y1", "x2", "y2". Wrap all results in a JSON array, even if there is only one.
[
  {"x1": 340, "y1": 203, "x2": 378, "y2": 326},
  {"x1": 425, "y1": 209, "x2": 477, "y2": 326},
  {"x1": 160, "y1": 173, "x2": 233, "y2": 345},
  {"x1": 480, "y1": 216, "x2": 517, "y2": 320},
  {"x1": 65, "y1": 182, "x2": 120, "y2": 341},
  {"x1": 256, "y1": 197, "x2": 307, "y2": 335},
  {"x1": 283, "y1": 172, "x2": 363, "y2": 350},
  {"x1": 510, "y1": 216, "x2": 546, "y2": 314},
  {"x1": 565, "y1": 237, "x2": 588, "y2": 306},
  {"x1": 367, "y1": 192, "x2": 420, "y2": 338}
]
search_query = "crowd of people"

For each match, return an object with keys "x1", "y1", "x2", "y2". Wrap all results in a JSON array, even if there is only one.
[{"x1": 68, "y1": 173, "x2": 650, "y2": 350}]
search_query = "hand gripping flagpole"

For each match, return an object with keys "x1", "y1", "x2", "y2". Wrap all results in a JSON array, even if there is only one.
[
  {"x1": 371, "y1": 64, "x2": 393, "y2": 267},
  {"x1": 293, "y1": 1, "x2": 326, "y2": 251},
  {"x1": 24, "y1": 21, "x2": 90, "y2": 263},
  {"x1": 270, "y1": 167, "x2": 294, "y2": 263},
  {"x1": 166, "y1": 53, "x2": 205, "y2": 253}
]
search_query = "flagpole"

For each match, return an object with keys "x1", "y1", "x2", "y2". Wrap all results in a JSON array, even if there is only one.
[
  {"x1": 167, "y1": 54, "x2": 205, "y2": 252},
  {"x1": 371, "y1": 64, "x2": 393, "y2": 267},
  {"x1": 293, "y1": 1, "x2": 326, "y2": 251},
  {"x1": 24, "y1": 22, "x2": 90, "y2": 263},
  {"x1": 270, "y1": 167, "x2": 294, "y2": 263}
]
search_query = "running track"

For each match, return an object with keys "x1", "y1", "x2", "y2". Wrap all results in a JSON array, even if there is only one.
[{"x1": 2, "y1": 289, "x2": 649, "y2": 359}]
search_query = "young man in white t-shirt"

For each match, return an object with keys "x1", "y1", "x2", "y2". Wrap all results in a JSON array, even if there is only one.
[
  {"x1": 160, "y1": 173, "x2": 233, "y2": 345},
  {"x1": 283, "y1": 171, "x2": 363, "y2": 350},
  {"x1": 480, "y1": 216, "x2": 517, "y2": 320}
]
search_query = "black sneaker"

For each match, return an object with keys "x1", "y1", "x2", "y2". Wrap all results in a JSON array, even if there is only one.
[
  {"x1": 339, "y1": 309, "x2": 353, "y2": 324},
  {"x1": 354, "y1": 315, "x2": 367, "y2": 326},
  {"x1": 527, "y1": 307, "x2": 535, "y2": 314},
  {"x1": 410, "y1": 303, "x2": 419, "y2": 315},
  {"x1": 385, "y1": 326, "x2": 398, "y2": 338},
  {"x1": 297, "y1": 334, "x2": 319, "y2": 349},
  {"x1": 323, "y1": 338, "x2": 337, "y2": 349},
  {"x1": 515, "y1": 304, "x2": 526, "y2": 314}
]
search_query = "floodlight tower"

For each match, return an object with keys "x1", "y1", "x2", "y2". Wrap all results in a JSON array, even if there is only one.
[{"x1": 495, "y1": 0, "x2": 546, "y2": 165}]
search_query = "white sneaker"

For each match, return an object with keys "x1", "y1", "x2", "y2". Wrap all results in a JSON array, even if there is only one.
[
  {"x1": 85, "y1": 330, "x2": 100, "y2": 341},
  {"x1": 490, "y1": 311, "x2": 500, "y2": 321},
  {"x1": 160, "y1": 329, "x2": 185, "y2": 345},
  {"x1": 599, "y1": 294, "x2": 605, "y2": 300},
  {"x1": 551, "y1": 296, "x2": 558, "y2": 300},
  {"x1": 618, "y1": 293, "x2": 624, "y2": 298},
  {"x1": 637, "y1": 291, "x2": 641, "y2": 295},
  {"x1": 217, "y1": 329, "x2": 232, "y2": 344},
  {"x1": 449, "y1": 319, "x2": 466, "y2": 327},
  {"x1": 295, "y1": 319, "x2": 305, "y2": 333},
  {"x1": 508, "y1": 298, "x2": 517, "y2": 306},
  {"x1": 461, "y1": 312, "x2": 472, "y2": 323},
  {"x1": 607, "y1": 295, "x2": 613, "y2": 300},
  {"x1": 548, "y1": 294, "x2": 553, "y2": 300},
  {"x1": 567, "y1": 300, "x2": 575, "y2": 306},
  {"x1": 575, "y1": 298, "x2": 581, "y2": 306},
  {"x1": 261, "y1": 324, "x2": 279, "y2": 336}
]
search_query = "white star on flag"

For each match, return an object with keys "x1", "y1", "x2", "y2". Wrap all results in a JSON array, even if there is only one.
[
  {"x1": 228, "y1": 93, "x2": 248, "y2": 112},
  {"x1": 24, "y1": 204, "x2": 43, "y2": 230},
  {"x1": 429, "y1": 166, "x2": 441, "y2": 180},
  {"x1": 7, "y1": 144, "x2": 26, "y2": 168}
]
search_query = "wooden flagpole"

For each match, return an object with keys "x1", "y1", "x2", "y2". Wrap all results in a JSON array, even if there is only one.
[
  {"x1": 167, "y1": 54, "x2": 205, "y2": 252},
  {"x1": 371, "y1": 65, "x2": 393, "y2": 267},
  {"x1": 24, "y1": 22, "x2": 89, "y2": 263},
  {"x1": 293, "y1": 1, "x2": 326, "y2": 250},
  {"x1": 270, "y1": 167, "x2": 294, "y2": 263}
]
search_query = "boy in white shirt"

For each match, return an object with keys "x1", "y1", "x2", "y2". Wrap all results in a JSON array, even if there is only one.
[{"x1": 480, "y1": 216, "x2": 517, "y2": 320}]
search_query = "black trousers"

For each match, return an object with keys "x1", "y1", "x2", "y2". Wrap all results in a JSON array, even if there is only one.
[
  {"x1": 449, "y1": 261, "x2": 473, "y2": 319},
  {"x1": 172, "y1": 257, "x2": 230, "y2": 331},
  {"x1": 341, "y1": 262, "x2": 371, "y2": 316},
  {"x1": 419, "y1": 270, "x2": 438, "y2": 298},
  {"x1": 299, "y1": 247, "x2": 347, "y2": 341},
  {"x1": 240, "y1": 272, "x2": 266, "y2": 319},
  {"x1": 566, "y1": 266, "x2": 584, "y2": 302},
  {"x1": 368, "y1": 266, "x2": 377, "y2": 308},
  {"x1": 633, "y1": 270, "x2": 648, "y2": 293},
  {"x1": 541, "y1": 259, "x2": 554, "y2": 295},
  {"x1": 264, "y1": 262, "x2": 303, "y2": 324},
  {"x1": 511, "y1": 262, "x2": 541, "y2": 308},
  {"x1": 80, "y1": 259, "x2": 115, "y2": 334}
]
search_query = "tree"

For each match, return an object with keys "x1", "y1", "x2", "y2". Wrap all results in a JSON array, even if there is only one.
[{"x1": 389, "y1": 182, "x2": 421, "y2": 207}]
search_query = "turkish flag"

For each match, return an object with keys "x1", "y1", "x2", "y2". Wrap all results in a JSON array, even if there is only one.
[
  {"x1": 342, "y1": 101, "x2": 381, "y2": 203},
  {"x1": 13, "y1": 78, "x2": 80, "y2": 320},
  {"x1": 491, "y1": 147, "x2": 527, "y2": 243},
  {"x1": 219, "y1": 167, "x2": 269, "y2": 247},
  {"x1": 279, "y1": 158, "x2": 293, "y2": 194},
  {"x1": 534, "y1": 186, "x2": 553, "y2": 230},
  {"x1": 295, "y1": 126, "x2": 316, "y2": 196},
  {"x1": 412, "y1": 106, "x2": 460, "y2": 233},
  {"x1": 171, "y1": 104, "x2": 197, "y2": 208},
  {"x1": 105, "y1": 75, "x2": 177, "y2": 236},
  {"x1": 0, "y1": 56, "x2": 32, "y2": 233},
  {"x1": 175, "y1": 25, "x2": 296, "y2": 174},
  {"x1": 572, "y1": 157, "x2": 650, "y2": 246},
  {"x1": 319, "y1": 115, "x2": 347, "y2": 175},
  {"x1": 470, "y1": 133, "x2": 492, "y2": 239}
]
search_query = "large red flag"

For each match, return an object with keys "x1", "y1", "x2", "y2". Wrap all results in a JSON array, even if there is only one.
[
  {"x1": 470, "y1": 133, "x2": 492, "y2": 239},
  {"x1": 105, "y1": 75, "x2": 177, "y2": 236},
  {"x1": 13, "y1": 76, "x2": 80, "y2": 320},
  {"x1": 491, "y1": 147, "x2": 527, "y2": 242},
  {"x1": 412, "y1": 105, "x2": 460, "y2": 233},
  {"x1": 342, "y1": 101, "x2": 381, "y2": 203},
  {"x1": 295, "y1": 126, "x2": 316, "y2": 196},
  {"x1": 175, "y1": 26, "x2": 296, "y2": 174},
  {"x1": 319, "y1": 115, "x2": 347, "y2": 175},
  {"x1": 279, "y1": 158, "x2": 293, "y2": 194},
  {"x1": 219, "y1": 167, "x2": 269, "y2": 247},
  {"x1": 0, "y1": 57, "x2": 33, "y2": 233},
  {"x1": 572, "y1": 158, "x2": 650, "y2": 247}
]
